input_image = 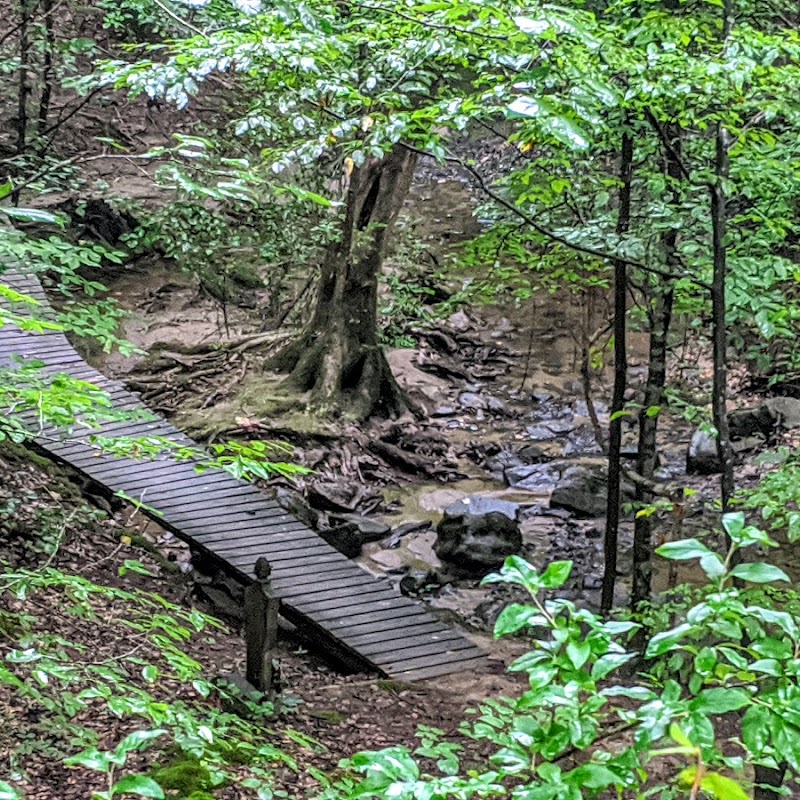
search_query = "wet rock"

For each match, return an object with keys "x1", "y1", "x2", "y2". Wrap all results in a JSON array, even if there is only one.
[
  {"x1": 399, "y1": 569, "x2": 447, "y2": 598},
  {"x1": 445, "y1": 496, "x2": 520, "y2": 521},
  {"x1": 274, "y1": 487, "x2": 319, "y2": 529},
  {"x1": 448, "y1": 310, "x2": 472, "y2": 331},
  {"x1": 563, "y1": 427, "x2": 603, "y2": 456},
  {"x1": 550, "y1": 465, "x2": 612, "y2": 518},
  {"x1": 519, "y1": 444, "x2": 549, "y2": 463},
  {"x1": 526, "y1": 425, "x2": 560, "y2": 441},
  {"x1": 458, "y1": 392, "x2": 486, "y2": 411},
  {"x1": 506, "y1": 462, "x2": 561, "y2": 490},
  {"x1": 485, "y1": 448, "x2": 524, "y2": 480},
  {"x1": 686, "y1": 430, "x2": 721, "y2": 475},
  {"x1": 382, "y1": 519, "x2": 432, "y2": 549},
  {"x1": 688, "y1": 399, "x2": 800, "y2": 475},
  {"x1": 765, "y1": 397, "x2": 800, "y2": 430},
  {"x1": 317, "y1": 523, "x2": 366, "y2": 558},
  {"x1": 330, "y1": 513, "x2": 390, "y2": 541},
  {"x1": 433, "y1": 406, "x2": 457, "y2": 417},
  {"x1": 307, "y1": 482, "x2": 360, "y2": 513},
  {"x1": 582, "y1": 574, "x2": 603, "y2": 590},
  {"x1": 729, "y1": 405, "x2": 776, "y2": 440},
  {"x1": 322, "y1": 514, "x2": 391, "y2": 558},
  {"x1": 434, "y1": 500, "x2": 522, "y2": 573},
  {"x1": 486, "y1": 396, "x2": 508, "y2": 414}
]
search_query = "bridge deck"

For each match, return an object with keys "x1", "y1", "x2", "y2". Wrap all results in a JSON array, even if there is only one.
[{"x1": 0, "y1": 270, "x2": 486, "y2": 681}]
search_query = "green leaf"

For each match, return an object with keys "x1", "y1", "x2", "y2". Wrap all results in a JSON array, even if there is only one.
[
  {"x1": 567, "y1": 763, "x2": 620, "y2": 789},
  {"x1": 112, "y1": 775, "x2": 165, "y2": 798},
  {"x1": 669, "y1": 724, "x2": 693, "y2": 748},
  {"x1": 1, "y1": 207, "x2": 60, "y2": 224},
  {"x1": 701, "y1": 772, "x2": 750, "y2": 800},
  {"x1": 655, "y1": 539, "x2": 715, "y2": 561},
  {"x1": 609, "y1": 409, "x2": 632, "y2": 422},
  {"x1": 64, "y1": 749, "x2": 112, "y2": 771},
  {"x1": 540, "y1": 560, "x2": 572, "y2": 589},
  {"x1": 722, "y1": 512, "x2": 745, "y2": 540},
  {"x1": 689, "y1": 687, "x2": 751, "y2": 714},
  {"x1": 566, "y1": 640, "x2": 591, "y2": 670},
  {"x1": 591, "y1": 652, "x2": 635, "y2": 680},
  {"x1": 729, "y1": 563, "x2": 790, "y2": 584},
  {"x1": 645, "y1": 623, "x2": 694, "y2": 658},
  {"x1": 0, "y1": 781, "x2": 23, "y2": 800},
  {"x1": 116, "y1": 729, "x2": 166, "y2": 756},
  {"x1": 0, "y1": 182, "x2": 13, "y2": 201},
  {"x1": 493, "y1": 604, "x2": 545, "y2": 637},
  {"x1": 699, "y1": 553, "x2": 726, "y2": 580},
  {"x1": 645, "y1": 405, "x2": 661, "y2": 418}
]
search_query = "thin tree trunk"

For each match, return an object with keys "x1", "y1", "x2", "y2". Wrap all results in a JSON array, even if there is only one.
[
  {"x1": 13, "y1": 0, "x2": 33, "y2": 205},
  {"x1": 630, "y1": 123, "x2": 681, "y2": 610},
  {"x1": 270, "y1": 145, "x2": 417, "y2": 420},
  {"x1": 602, "y1": 126, "x2": 634, "y2": 613},
  {"x1": 711, "y1": 0, "x2": 736, "y2": 515},
  {"x1": 37, "y1": 0, "x2": 54, "y2": 140}
]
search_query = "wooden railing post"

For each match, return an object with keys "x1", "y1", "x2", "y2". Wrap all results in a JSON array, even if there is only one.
[{"x1": 244, "y1": 557, "x2": 280, "y2": 698}]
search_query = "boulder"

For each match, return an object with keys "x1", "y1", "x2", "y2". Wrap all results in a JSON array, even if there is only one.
[
  {"x1": 765, "y1": 397, "x2": 800, "y2": 430},
  {"x1": 550, "y1": 464, "x2": 623, "y2": 518},
  {"x1": 686, "y1": 429, "x2": 722, "y2": 475},
  {"x1": 506, "y1": 462, "x2": 561, "y2": 490},
  {"x1": 321, "y1": 514, "x2": 392, "y2": 558},
  {"x1": 317, "y1": 524, "x2": 365, "y2": 559},
  {"x1": 728, "y1": 405, "x2": 776, "y2": 440},
  {"x1": 329, "y1": 513, "x2": 391, "y2": 542},
  {"x1": 458, "y1": 392, "x2": 486, "y2": 411},
  {"x1": 434, "y1": 497, "x2": 522, "y2": 573}
]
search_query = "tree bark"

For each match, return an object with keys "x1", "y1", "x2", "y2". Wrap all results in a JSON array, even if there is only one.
[
  {"x1": 269, "y1": 145, "x2": 417, "y2": 420},
  {"x1": 602, "y1": 125, "x2": 634, "y2": 614},
  {"x1": 36, "y1": 0, "x2": 54, "y2": 141},
  {"x1": 12, "y1": 0, "x2": 33, "y2": 205},
  {"x1": 711, "y1": 0, "x2": 736, "y2": 515},
  {"x1": 630, "y1": 122, "x2": 681, "y2": 610}
]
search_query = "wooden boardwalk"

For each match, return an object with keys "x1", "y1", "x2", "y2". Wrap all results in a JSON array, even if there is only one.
[{"x1": 0, "y1": 270, "x2": 486, "y2": 681}]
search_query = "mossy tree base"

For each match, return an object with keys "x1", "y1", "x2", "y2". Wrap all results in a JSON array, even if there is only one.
[{"x1": 269, "y1": 145, "x2": 417, "y2": 423}]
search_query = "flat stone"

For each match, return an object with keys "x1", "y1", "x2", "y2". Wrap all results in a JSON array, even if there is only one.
[
  {"x1": 444, "y1": 495, "x2": 520, "y2": 521},
  {"x1": 507, "y1": 463, "x2": 561, "y2": 490},
  {"x1": 459, "y1": 392, "x2": 487, "y2": 411},
  {"x1": 329, "y1": 513, "x2": 391, "y2": 542}
]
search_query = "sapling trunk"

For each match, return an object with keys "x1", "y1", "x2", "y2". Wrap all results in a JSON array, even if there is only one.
[
  {"x1": 37, "y1": 0, "x2": 54, "y2": 140},
  {"x1": 602, "y1": 126, "x2": 634, "y2": 613},
  {"x1": 631, "y1": 122, "x2": 680, "y2": 610},
  {"x1": 711, "y1": 0, "x2": 736, "y2": 517}
]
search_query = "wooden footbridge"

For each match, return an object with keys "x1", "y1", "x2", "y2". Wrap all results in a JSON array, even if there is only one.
[{"x1": 0, "y1": 270, "x2": 486, "y2": 681}]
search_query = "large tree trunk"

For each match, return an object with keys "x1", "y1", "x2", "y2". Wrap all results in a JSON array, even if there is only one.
[{"x1": 270, "y1": 145, "x2": 418, "y2": 421}]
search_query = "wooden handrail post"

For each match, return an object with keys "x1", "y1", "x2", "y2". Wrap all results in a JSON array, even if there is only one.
[{"x1": 244, "y1": 557, "x2": 281, "y2": 698}]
